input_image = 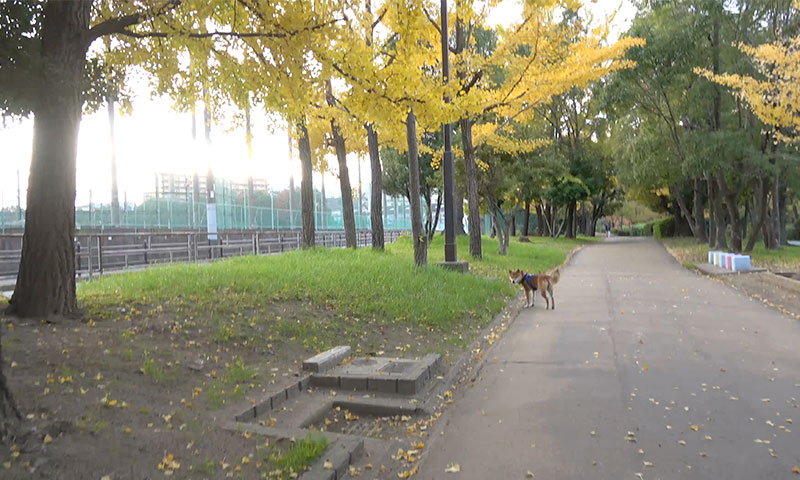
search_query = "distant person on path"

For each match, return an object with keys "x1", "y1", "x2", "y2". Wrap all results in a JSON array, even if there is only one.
[{"x1": 606, "y1": 221, "x2": 611, "y2": 238}]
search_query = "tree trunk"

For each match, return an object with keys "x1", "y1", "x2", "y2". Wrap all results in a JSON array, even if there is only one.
[
  {"x1": 327, "y1": 82, "x2": 356, "y2": 248},
  {"x1": 0, "y1": 324, "x2": 22, "y2": 437},
  {"x1": 745, "y1": 177, "x2": 769, "y2": 253},
  {"x1": 108, "y1": 98, "x2": 120, "y2": 225},
  {"x1": 406, "y1": 108, "x2": 427, "y2": 266},
  {"x1": 693, "y1": 178, "x2": 707, "y2": 243},
  {"x1": 366, "y1": 124, "x2": 384, "y2": 250},
  {"x1": 430, "y1": 192, "x2": 443, "y2": 241},
  {"x1": 709, "y1": 175, "x2": 728, "y2": 249},
  {"x1": 523, "y1": 200, "x2": 531, "y2": 236},
  {"x1": 297, "y1": 121, "x2": 315, "y2": 248},
  {"x1": 5, "y1": 0, "x2": 90, "y2": 439},
  {"x1": 511, "y1": 212, "x2": 516, "y2": 237},
  {"x1": 779, "y1": 185, "x2": 788, "y2": 246},
  {"x1": 459, "y1": 117, "x2": 482, "y2": 258},
  {"x1": 489, "y1": 202, "x2": 508, "y2": 255},
  {"x1": 671, "y1": 185, "x2": 702, "y2": 241},
  {"x1": 536, "y1": 203, "x2": 546, "y2": 236},
  {"x1": 454, "y1": 194, "x2": 466, "y2": 235},
  {"x1": 330, "y1": 121, "x2": 356, "y2": 248},
  {"x1": 707, "y1": 174, "x2": 716, "y2": 247},
  {"x1": 771, "y1": 168, "x2": 781, "y2": 249},
  {"x1": 9, "y1": 0, "x2": 91, "y2": 319},
  {"x1": 565, "y1": 201, "x2": 576, "y2": 239},
  {"x1": 503, "y1": 210, "x2": 512, "y2": 253},
  {"x1": 716, "y1": 171, "x2": 742, "y2": 253}
]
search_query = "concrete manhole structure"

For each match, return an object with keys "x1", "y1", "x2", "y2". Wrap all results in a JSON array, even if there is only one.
[{"x1": 222, "y1": 346, "x2": 444, "y2": 479}]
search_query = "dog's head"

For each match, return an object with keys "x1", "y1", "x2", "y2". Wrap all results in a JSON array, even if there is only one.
[{"x1": 508, "y1": 269, "x2": 525, "y2": 284}]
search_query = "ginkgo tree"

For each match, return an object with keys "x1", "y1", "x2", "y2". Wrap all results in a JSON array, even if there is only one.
[
  {"x1": 446, "y1": 1, "x2": 643, "y2": 255},
  {"x1": 697, "y1": 1, "x2": 800, "y2": 144}
]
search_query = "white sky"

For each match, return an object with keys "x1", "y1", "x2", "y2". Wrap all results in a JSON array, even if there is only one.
[{"x1": 0, "y1": 0, "x2": 634, "y2": 209}]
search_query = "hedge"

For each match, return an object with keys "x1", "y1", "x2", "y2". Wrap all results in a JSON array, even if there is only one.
[{"x1": 653, "y1": 216, "x2": 675, "y2": 239}]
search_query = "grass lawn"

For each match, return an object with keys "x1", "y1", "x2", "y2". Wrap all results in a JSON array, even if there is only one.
[
  {"x1": 0, "y1": 233, "x2": 592, "y2": 479},
  {"x1": 79, "y1": 233, "x2": 592, "y2": 352},
  {"x1": 661, "y1": 237, "x2": 800, "y2": 271}
]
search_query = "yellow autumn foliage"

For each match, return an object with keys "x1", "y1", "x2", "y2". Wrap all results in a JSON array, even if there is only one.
[{"x1": 698, "y1": 1, "x2": 800, "y2": 143}]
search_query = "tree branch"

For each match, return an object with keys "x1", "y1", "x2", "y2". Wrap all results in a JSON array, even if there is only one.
[{"x1": 87, "y1": 0, "x2": 181, "y2": 42}]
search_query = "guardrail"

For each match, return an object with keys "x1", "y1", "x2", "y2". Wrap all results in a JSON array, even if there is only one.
[{"x1": 0, "y1": 230, "x2": 405, "y2": 285}]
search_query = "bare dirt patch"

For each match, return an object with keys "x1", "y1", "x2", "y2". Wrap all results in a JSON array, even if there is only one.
[{"x1": 0, "y1": 297, "x2": 453, "y2": 479}]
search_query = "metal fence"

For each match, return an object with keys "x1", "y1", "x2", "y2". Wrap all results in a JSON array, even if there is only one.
[
  {"x1": 1, "y1": 195, "x2": 418, "y2": 233},
  {"x1": 0, "y1": 230, "x2": 406, "y2": 290}
]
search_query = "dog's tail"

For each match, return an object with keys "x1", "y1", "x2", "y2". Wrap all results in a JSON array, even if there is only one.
[{"x1": 551, "y1": 269, "x2": 560, "y2": 285}]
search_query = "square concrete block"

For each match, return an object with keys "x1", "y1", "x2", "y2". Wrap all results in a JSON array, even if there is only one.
[
  {"x1": 339, "y1": 376, "x2": 368, "y2": 391},
  {"x1": 397, "y1": 374, "x2": 425, "y2": 395},
  {"x1": 303, "y1": 346, "x2": 351, "y2": 373},
  {"x1": 310, "y1": 375, "x2": 340, "y2": 389},
  {"x1": 367, "y1": 377, "x2": 397, "y2": 394},
  {"x1": 725, "y1": 254, "x2": 733, "y2": 270},
  {"x1": 708, "y1": 250, "x2": 721, "y2": 264},
  {"x1": 421, "y1": 354, "x2": 443, "y2": 373},
  {"x1": 732, "y1": 255, "x2": 751, "y2": 272}
]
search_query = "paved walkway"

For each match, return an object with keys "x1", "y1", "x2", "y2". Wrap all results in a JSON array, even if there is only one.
[{"x1": 419, "y1": 238, "x2": 800, "y2": 479}]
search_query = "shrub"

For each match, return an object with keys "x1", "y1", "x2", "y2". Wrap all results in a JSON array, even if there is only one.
[{"x1": 654, "y1": 216, "x2": 676, "y2": 239}]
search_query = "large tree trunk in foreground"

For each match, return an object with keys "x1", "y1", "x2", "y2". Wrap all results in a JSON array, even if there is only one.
[
  {"x1": 366, "y1": 124, "x2": 384, "y2": 250},
  {"x1": 330, "y1": 120, "x2": 357, "y2": 249},
  {"x1": 9, "y1": 0, "x2": 91, "y2": 319},
  {"x1": 297, "y1": 122, "x2": 315, "y2": 248},
  {"x1": 1, "y1": 327, "x2": 22, "y2": 440},
  {"x1": 459, "y1": 117, "x2": 482, "y2": 259},
  {"x1": 406, "y1": 108, "x2": 427, "y2": 266},
  {"x1": 5, "y1": 0, "x2": 90, "y2": 440}
]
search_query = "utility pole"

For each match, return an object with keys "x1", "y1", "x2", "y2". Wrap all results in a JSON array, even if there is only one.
[{"x1": 438, "y1": 0, "x2": 467, "y2": 272}]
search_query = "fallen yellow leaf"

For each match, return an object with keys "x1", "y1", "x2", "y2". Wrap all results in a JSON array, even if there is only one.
[
  {"x1": 323, "y1": 461, "x2": 333, "y2": 469},
  {"x1": 642, "y1": 365, "x2": 649, "y2": 371},
  {"x1": 445, "y1": 464, "x2": 461, "y2": 473},
  {"x1": 43, "y1": 434, "x2": 53, "y2": 445},
  {"x1": 792, "y1": 466, "x2": 800, "y2": 474},
  {"x1": 241, "y1": 456, "x2": 250, "y2": 464},
  {"x1": 690, "y1": 425, "x2": 699, "y2": 431}
]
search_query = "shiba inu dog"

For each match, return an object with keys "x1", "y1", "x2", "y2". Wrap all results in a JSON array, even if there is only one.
[{"x1": 508, "y1": 269, "x2": 560, "y2": 309}]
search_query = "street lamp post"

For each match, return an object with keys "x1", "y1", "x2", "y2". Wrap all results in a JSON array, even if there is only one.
[{"x1": 438, "y1": 0, "x2": 468, "y2": 272}]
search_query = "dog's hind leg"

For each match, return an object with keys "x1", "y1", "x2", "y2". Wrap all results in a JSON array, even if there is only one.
[
  {"x1": 540, "y1": 288, "x2": 548, "y2": 310},
  {"x1": 548, "y1": 282, "x2": 555, "y2": 310},
  {"x1": 526, "y1": 289, "x2": 532, "y2": 308}
]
